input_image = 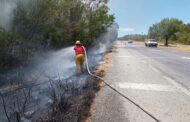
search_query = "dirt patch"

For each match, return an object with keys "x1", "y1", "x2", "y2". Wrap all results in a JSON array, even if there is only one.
[
  {"x1": 159, "y1": 44, "x2": 190, "y2": 52},
  {"x1": 95, "y1": 50, "x2": 113, "y2": 77},
  {"x1": 134, "y1": 41, "x2": 144, "y2": 45}
]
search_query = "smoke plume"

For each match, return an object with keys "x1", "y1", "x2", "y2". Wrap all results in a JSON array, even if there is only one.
[
  {"x1": 0, "y1": 0, "x2": 29, "y2": 29},
  {"x1": 0, "y1": 0, "x2": 17, "y2": 29}
]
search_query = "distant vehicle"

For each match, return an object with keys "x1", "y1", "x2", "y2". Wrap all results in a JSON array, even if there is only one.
[
  {"x1": 128, "y1": 40, "x2": 133, "y2": 43},
  {"x1": 145, "y1": 39, "x2": 158, "y2": 47}
]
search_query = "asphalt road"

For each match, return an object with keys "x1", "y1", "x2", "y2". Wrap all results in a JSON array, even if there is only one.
[{"x1": 90, "y1": 41, "x2": 190, "y2": 122}]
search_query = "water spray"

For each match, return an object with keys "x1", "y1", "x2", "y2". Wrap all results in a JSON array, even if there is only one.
[{"x1": 83, "y1": 47, "x2": 161, "y2": 122}]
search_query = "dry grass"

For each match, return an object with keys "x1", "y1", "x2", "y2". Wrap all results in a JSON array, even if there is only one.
[
  {"x1": 94, "y1": 50, "x2": 113, "y2": 88},
  {"x1": 95, "y1": 50, "x2": 113, "y2": 75},
  {"x1": 159, "y1": 44, "x2": 190, "y2": 52},
  {"x1": 134, "y1": 41, "x2": 144, "y2": 45}
]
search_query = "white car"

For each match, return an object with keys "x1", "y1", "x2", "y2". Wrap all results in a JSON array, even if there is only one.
[{"x1": 145, "y1": 39, "x2": 158, "y2": 47}]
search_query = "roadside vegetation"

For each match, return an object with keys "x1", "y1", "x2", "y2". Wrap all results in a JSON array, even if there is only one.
[
  {"x1": 118, "y1": 34, "x2": 147, "y2": 41},
  {"x1": 0, "y1": 0, "x2": 114, "y2": 69},
  {"x1": 148, "y1": 18, "x2": 190, "y2": 46}
]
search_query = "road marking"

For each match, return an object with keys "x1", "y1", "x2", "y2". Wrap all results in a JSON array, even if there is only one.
[
  {"x1": 114, "y1": 54, "x2": 190, "y2": 60},
  {"x1": 152, "y1": 50, "x2": 161, "y2": 52},
  {"x1": 182, "y1": 57, "x2": 190, "y2": 60},
  {"x1": 117, "y1": 82, "x2": 177, "y2": 92},
  {"x1": 115, "y1": 56, "x2": 182, "y2": 59},
  {"x1": 141, "y1": 61, "x2": 147, "y2": 64},
  {"x1": 143, "y1": 57, "x2": 178, "y2": 59},
  {"x1": 149, "y1": 65, "x2": 160, "y2": 73},
  {"x1": 149, "y1": 57, "x2": 171, "y2": 59},
  {"x1": 115, "y1": 56, "x2": 133, "y2": 58},
  {"x1": 163, "y1": 76, "x2": 190, "y2": 96}
]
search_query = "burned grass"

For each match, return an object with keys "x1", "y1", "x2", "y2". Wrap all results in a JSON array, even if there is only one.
[
  {"x1": 0, "y1": 50, "x2": 113, "y2": 122},
  {"x1": 37, "y1": 50, "x2": 113, "y2": 122},
  {"x1": 35, "y1": 76, "x2": 102, "y2": 122}
]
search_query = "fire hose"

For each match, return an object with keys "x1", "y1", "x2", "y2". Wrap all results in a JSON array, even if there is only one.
[
  {"x1": 0, "y1": 46, "x2": 161, "y2": 122},
  {"x1": 83, "y1": 47, "x2": 161, "y2": 122}
]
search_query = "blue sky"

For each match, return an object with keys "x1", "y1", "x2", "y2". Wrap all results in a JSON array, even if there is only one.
[{"x1": 108, "y1": 0, "x2": 190, "y2": 37}]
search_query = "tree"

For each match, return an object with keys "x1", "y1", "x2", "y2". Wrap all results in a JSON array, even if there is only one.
[
  {"x1": 119, "y1": 34, "x2": 147, "y2": 41},
  {"x1": 175, "y1": 24, "x2": 190, "y2": 44},
  {"x1": 148, "y1": 23, "x2": 160, "y2": 39},
  {"x1": 159, "y1": 18, "x2": 183, "y2": 46},
  {"x1": 148, "y1": 18, "x2": 183, "y2": 46}
]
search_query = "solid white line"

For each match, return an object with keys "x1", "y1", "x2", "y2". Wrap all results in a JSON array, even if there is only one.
[
  {"x1": 115, "y1": 56, "x2": 182, "y2": 59},
  {"x1": 163, "y1": 76, "x2": 190, "y2": 96},
  {"x1": 182, "y1": 57, "x2": 190, "y2": 60},
  {"x1": 149, "y1": 65, "x2": 160, "y2": 73},
  {"x1": 117, "y1": 82, "x2": 177, "y2": 92},
  {"x1": 141, "y1": 61, "x2": 147, "y2": 64},
  {"x1": 115, "y1": 56, "x2": 133, "y2": 58},
  {"x1": 151, "y1": 50, "x2": 161, "y2": 52}
]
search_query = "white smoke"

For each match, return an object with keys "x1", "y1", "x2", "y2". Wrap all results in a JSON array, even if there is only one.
[
  {"x1": 26, "y1": 23, "x2": 118, "y2": 80},
  {"x1": 0, "y1": 0, "x2": 29, "y2": 29},
  {"x1": 0, "y1": 0, "x2": 17, "y2": 29},
  {"x1": 26, "y1": 46, "x2": 76, "y2": 81},
  {"x1": 88, "y1": 23, "x2": 119, "y2": 66},
  {"x1": 93, "y1": 23, "x2": 119, "y2": 54}
]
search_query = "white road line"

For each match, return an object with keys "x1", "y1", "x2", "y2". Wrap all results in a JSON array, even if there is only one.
[
  {"x1": 182, "y1": 57, "x2": 190, "y2": 60},
  {"x1": 115, "y1": 56, "x2": 167, "y2": 59},
  {"x1": 115, "y1": 56, "x2": 182, "y2": 59},
  {"x1": 149, "y1": 57, "x2": 174, "y2": 59},
  {"x1": 149, "y1": 65, "x2": 160, "y2": 73},
  {"x1": 115, "y1": 56, "x2": 133, "y2": 58},
  {"x1": 152, "y1": 50, "x2": 161, "y2": 52},
  {"x1": 141, "y1": 61, "x2": 147, "y2": 64},
  {"x1": 163, "y1": 76, "x2": 190, "y2": 96},
  {"x1": 117, "y1": 82, "x2": 177, "y2": 92}
]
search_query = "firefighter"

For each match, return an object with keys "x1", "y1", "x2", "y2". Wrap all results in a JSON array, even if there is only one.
[{"x1": 74, "y1": 40, "x2": 85, "y2": 74}]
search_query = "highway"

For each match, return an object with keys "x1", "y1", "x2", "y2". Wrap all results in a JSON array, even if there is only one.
[{"x1": 90, "y1": 41, "x2": 190, "y2": 122}]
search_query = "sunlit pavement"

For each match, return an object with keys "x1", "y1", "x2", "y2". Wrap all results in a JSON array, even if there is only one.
[{"x1": 90, "y1": 41, "x2": 190, "y2": 122}]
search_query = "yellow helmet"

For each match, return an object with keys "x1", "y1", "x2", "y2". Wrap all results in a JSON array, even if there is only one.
[{"x1": 75, "y1": 40, "x2": 81, "y2": 45}]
